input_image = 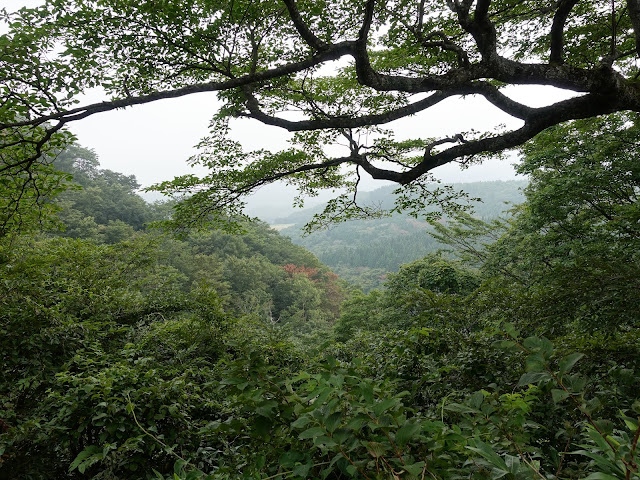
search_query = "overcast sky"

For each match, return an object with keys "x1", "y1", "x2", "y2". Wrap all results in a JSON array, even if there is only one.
[
  {"x1": 4, "y1": 1, "x2": 575, "y2": 194},
  {"x1": 67, "y1": 85, "x2": 573, "y2": 191}
]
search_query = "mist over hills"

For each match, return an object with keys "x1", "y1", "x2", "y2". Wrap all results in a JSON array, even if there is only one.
[
  {"x1": 145, "y1": 176, "x2": 527, "y2": 291},
  {"x1": 269, "y1": 180, "x2": 527, "y2": 290}
]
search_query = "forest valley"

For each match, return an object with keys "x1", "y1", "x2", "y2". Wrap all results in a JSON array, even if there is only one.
[
  {"x1": 3, "y1": 0, "x2": 640, "y2": 475},
  {"x1": 1, "y1": 113, "x2": 639, "y2": 479}
]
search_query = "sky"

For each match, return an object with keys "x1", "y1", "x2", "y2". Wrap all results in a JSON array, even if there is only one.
[
  {"x1": 3, "y1": 0, "x2": 575, "y2": 202},
  {"x1": 67, "y1": 85, "x2": 571, "y2": 192}
]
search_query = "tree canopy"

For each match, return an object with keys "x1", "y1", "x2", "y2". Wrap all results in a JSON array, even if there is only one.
[
  {"x1": 2, "y1": 0, "x2": 640, "y2": 226},
  {"x1": 1, "y1": 120, "x2": 639, "y2": 478}
]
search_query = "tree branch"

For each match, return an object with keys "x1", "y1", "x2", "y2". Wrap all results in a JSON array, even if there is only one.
[
  {"x1": 402, "y1": 92, "x2": 623, "y2": 182},
  {"x1": 627, "y1": 0, "x2": 640, "y2": 57},
  {"x1": 354, "y1": 0, "x2": 379, "y2": 87},
  {"x1": 550, "y1": 0, "x2": 580, "y2": 64},
  {"x1": 241, "y1": 89, "x2": 453, "y2": 130},
  {"x1": 280, "y1": 0, "x2": 328, "y2": 51},
  {"x1": 0, "y1": 42, "x2": 355, "y2": 131}
]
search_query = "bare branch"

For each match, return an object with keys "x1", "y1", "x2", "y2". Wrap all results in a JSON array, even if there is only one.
[
  {"x1": 354, "y1": 0, "x2": 379, "y2": 87},
  {"x1": 241, "y1": 89, "x2": 453, "y2": 130},
  {"x1": 230, "y1": 156, "x2": 351, "y2": 194},
  {"x1": 423, "y1": 134, "x2": 467, "y2": 159}
]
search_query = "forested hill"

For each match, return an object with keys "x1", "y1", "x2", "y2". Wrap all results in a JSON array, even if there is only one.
[
  {"x1": 276, "y1": 180, "x2": 527, "y2": 290},
  {"x1": 3, "y1": 115, "x2": 640, "y2": 480},
  {"x1": 28, "y1": 145, "x2": 346, "y2": 342}
]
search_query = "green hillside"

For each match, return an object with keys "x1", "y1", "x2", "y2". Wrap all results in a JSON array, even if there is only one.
[
  {"x1": 3, "y1": 0, "x2": 640, "y2": 474},
  {"x1": 2, "y1": 115, "x2": 640, "y2": 480},
  {"x1": 277, "y1": 180, "x2": 526, "y2": 290}
]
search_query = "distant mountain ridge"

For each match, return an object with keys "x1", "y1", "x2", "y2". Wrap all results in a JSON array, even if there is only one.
[{"x1": 275, "y1": 180, "x2": 527, "y2": 290}]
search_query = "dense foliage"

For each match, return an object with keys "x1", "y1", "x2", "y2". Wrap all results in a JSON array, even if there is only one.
[
  {"x1": 0, "y1": 147, "x2": 347, "y2": 478},
  {"x1": 2, "y1": 111, "x2": 640, "y2": 479}
]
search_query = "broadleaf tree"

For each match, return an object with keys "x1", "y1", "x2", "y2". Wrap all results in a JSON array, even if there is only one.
[{"x1": 2, "y1": 0, "x2": 640, "y2": 227}]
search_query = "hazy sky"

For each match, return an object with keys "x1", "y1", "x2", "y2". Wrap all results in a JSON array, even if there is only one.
[
  {"x1": 4, "y1": 0, "x2": 575, "y2": 194},
  {"x1": 68, "y1": 85, "x2": 572, "y2": 191}
]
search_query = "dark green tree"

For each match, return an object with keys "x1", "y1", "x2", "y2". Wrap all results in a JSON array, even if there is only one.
[{"x1": 482, "y1": 113, "x2": 640, "y2": 335}]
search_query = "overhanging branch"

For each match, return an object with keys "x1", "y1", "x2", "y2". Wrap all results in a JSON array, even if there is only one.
[{"x1": 0, "y1": 42, "x2": 355, "y2": 131}]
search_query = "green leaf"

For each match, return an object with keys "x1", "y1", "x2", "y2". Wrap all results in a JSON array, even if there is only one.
[
  {"x1": 291, "y1": 416, "x2": 311, "y2": 429},
  {"x1": 517, "y1": 371, "x2": 550, "y2": 387},
  {"x1": 314, "y1": 435, "x2": 337, "y2": 447},
  {"x1": 255, "y1": 454, "x2": 266, "y2": 471},
  {"x1": 345, "y1": 417, "x2": 367, "y2": 430},
  {"x1": 445, "y1": 402, "x2": 480, "y2": 414},
  {"x1": 571, "y1": 449, "x2": 616, "y2": 470},
  {"x1": 622, "y1": 416, "x2": 639, "y2": 431},
  {"x1": 469, "y1": 391, "x2": 485, "y2": 409},
  {"x1": 325, "y1": 412, "x2": 342, "y2": 433},
  {"x1": 395, "y1": 421, "x2": 420, "y2": 446},
  {"x1": 293, "y1": 462, "x2": 313, "y2": 477},
  {"x1": 593, "y1": 420, "x2": 615, "y2": 436},
  {"x1": 254, "y1": 415, "x2": 272, "y2": 436},
  {"x1": 525, "y1": 352, "x2": 546, "y2": 372},
  {"x1": 365, "y1": 441, "x2": 387, "y2": 458},
  {"x1": 467, "y1": 440, "x2": 509, "y2": 472},
  {"x1": 373, "y1": 397, "x2": 398, "y2": 417},
  {"x1": 152, "y1": 469, "x2": 165, "y2": 479},
  {"x1": 315, "y1": 386, "x2": 332, "y2": 405},
  {"x1": 583, "y1": 474, "x2": 622, "y2": 480},
  {"x1": 299, "y1": 426, "x2": 325, "y2": 440},
  {"x1": 558, "y1": 353, "x2": 584, "y2": 376},
  {"x1": 174, "y1": 459, "x2": 187, "y2": 475},
  {"x1": 69, "y1": 445, "x2": 102, "y2": 473},
  {"x1": 504, "y1": 454, "x2": 520, "y2": 474},
  {"x1": 359, "y1": 384, "x2": 374, "y2": 404},
  {"x1": 564, "y1": 375, "x2": 587, "y2": 394},
  {"x1": 523, "y1": 336, "x2": 553, "y2": 358},
  {"x1": 185, "y1": 471, "x2": 204, "y2": 480},
  {"x1": 493, "y1": 339, "x2": 518, "y2": 350},
  {"x1": 584, "y1": 397, "x2": 603, "y2": 414},
  {"x1": 279, "y1": 450, "x2": 304, "y2": 468},
  {"x1": 220, "y1": 376, "x2": 247, "y2": 385},
  {"x1": 551, "y1": 389, "x2": 570, "y2": 404},
  {"x1": 403, "y1": 461, "x2": 425, "y2": 476},
  {"x1": 256, "y1": 400, "x2": 278, "y2": 418},
  {"x1": 503, "y1": 323, "x2": 519, "y2": 339},
  {"x1": 332, "y1": 428, "x2": 351, "y2": 444}
]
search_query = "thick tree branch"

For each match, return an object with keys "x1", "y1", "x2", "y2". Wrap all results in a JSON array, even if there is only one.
[
  {"x1": 241, "y1": 90, "x2": 453, "y2": 130},
  {"x1": 475, "y1": 84, "x2": 534, "y2": 119},
  {"x1": 550, "y1": 0, "x2": 580, "y2": 64},
  {"x1": 402, "y1": 92, "x2": 624, "y2": 183},
  {"x1": 453, "y1": 0, "x2": 497, "y2": 60},
  {"x1": 627, "y1": 0, "x2": 640, "y2": 57},
  {"x1": 241, "y1": 81, "x2": 533, "y2": 131},
  {"x1": 0, "y1": 42, "x2": 355, "y2": 131},
  {"x1": 308, "y1": 92, "x2": 625, "y2": 189},
  {"x1": 354, "y1": 0, "x2": 379, "y2": 87},
  {"x1": 280, "y1": 0, "x2": 328, "y2": 51}
]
